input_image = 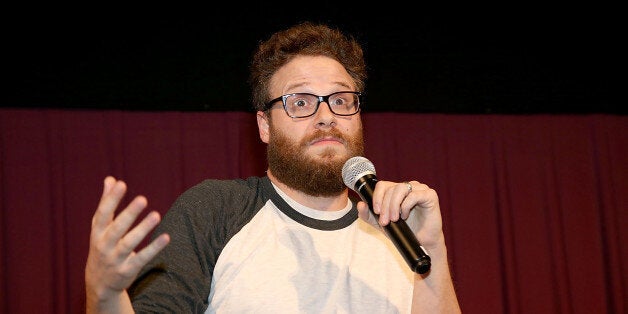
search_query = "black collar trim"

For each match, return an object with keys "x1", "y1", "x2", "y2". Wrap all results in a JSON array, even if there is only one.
[{"x1": 262, "y1": 177, "x2": 358, "y2": 231}]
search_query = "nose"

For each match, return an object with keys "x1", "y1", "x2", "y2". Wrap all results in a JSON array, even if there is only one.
[{"x1": 314, "y1": 101, "x2": 337, "y2": 128}]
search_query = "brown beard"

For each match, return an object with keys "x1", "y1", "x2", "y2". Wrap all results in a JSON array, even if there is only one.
[{"x1": 267, "y1": 122, "x2": 365, "y2": 197}]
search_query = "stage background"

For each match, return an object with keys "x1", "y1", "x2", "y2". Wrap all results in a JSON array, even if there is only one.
[
  {"x1": 1, "y1": 6, "x2": 626, "y2": 313},
  {"x1": 1, "y1": 109, "x2": 625, "y2": 313}
]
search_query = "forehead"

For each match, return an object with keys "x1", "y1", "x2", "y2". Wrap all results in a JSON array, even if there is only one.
[{"x1": 269, "y1": 55, "x2": 355, "y2": 95}]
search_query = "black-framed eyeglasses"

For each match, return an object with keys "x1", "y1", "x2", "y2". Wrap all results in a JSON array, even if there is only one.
[{"x1": 264, "y1": 91, "x2": 363, "y2": 118}]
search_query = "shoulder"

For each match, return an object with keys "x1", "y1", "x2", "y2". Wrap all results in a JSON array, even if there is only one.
[
  {"x1": 164, "y1": 176, "x2": 272, "y2": 223},
  {"x1": 174, "y1": 176, "x2": 270, "y2": 206}
]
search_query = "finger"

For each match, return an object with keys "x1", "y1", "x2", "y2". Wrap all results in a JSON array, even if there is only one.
[
  {"x1": 402, "y1": 182, "x2": 436, "y2": 211},
  {"x1": 356, "y1": 201, "x2": 379, "y2": 226},
  {"x1": 380, "y1": 182, "x2": 409, "y2": 225},
  {"x1": 92, "y1": 178, "x2": 127, "y2": 235},
  {"x1": 370, "y1": 181, "x2": 389, "y2": 216},
  {"x1": 399, "y1": 181, "x2": 417, "y2": 219},
  {"x1": 106, "y1": 195, "x2": 148, "y2": 243},
  {"x1": 401, "y1": 184, "x2": 444, "y2": 244},
  {"x1": 103, "y1": 176, "x2": 116, "y2": 194},
  {"x1": 129, "y1": 233, "x2": 170, "y2": 270},
  {"x1": 116, "y1": 210, "x2": 162, "y2": 258},
  {"x1": 378, "y1": 185, "x2": 394, "y2": 224}
]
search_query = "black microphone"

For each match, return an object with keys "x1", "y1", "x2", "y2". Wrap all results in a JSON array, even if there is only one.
[{"x1": 342, "y1": 156, "x2": 431, "y2": 274}]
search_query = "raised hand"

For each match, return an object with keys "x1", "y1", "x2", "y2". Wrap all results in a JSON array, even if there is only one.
[{"x1": 85, "y1": 176, "x2": 170, "y2": 313}]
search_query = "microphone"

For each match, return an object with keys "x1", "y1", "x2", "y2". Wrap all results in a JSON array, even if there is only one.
[{"x1": 342, "y1": 156, "x2": 431, "y2": 274}]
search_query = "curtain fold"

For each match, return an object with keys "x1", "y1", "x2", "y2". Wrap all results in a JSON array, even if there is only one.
[{"x1": 1, "y1": 109, "x2": 625, "y2": 313}]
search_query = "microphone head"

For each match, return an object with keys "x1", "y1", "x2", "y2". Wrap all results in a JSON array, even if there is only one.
[{"x1": 342, "y1": 156, "x2": 376, "y2": 191}]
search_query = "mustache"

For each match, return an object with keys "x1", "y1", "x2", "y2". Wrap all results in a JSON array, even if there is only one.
[{"x1": 301, "y1": 129, "x2": 349, "y2": 146}]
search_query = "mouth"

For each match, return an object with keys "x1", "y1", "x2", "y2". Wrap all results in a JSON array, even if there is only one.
[{"x1": 309, "y1": 136, "x2": 345, "y2": 146}]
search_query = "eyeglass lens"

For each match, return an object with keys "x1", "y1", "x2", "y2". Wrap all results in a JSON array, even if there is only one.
[{"x1": 285, "y1": 92, "x2": 359, "y2": 117}]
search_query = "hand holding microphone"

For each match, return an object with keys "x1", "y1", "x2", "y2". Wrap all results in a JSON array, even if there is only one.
[{"x1": 342, "y1": 156, "x2": 432, "y2": 274}]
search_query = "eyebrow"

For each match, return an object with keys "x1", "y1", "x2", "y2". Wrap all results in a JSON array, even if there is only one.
[{"x1": 282, "y1": 81, "x2": 354, "y2": 94}]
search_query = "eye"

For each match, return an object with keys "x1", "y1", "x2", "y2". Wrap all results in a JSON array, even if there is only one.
[
  {"x1": 330, "y1": 93, "x2": 354, "y2": 106},
  {"x1": 294, "y1": 98, "x2": 309, "y2": 108},
  {"x1": 331, "y1": 97, "x2": 346, "y2": 106},
  {"x1": 288, "y1": 94, "x2": 316, "y2": 111}
]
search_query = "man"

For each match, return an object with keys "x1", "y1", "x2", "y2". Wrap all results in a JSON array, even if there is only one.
[{"x1": 85, "y1": 22, "x2": 461, "y2": 313}]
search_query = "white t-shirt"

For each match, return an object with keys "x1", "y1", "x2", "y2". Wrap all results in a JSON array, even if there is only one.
[{"x1": 130, "y1": 177, "x2": 414, "y2": 313}]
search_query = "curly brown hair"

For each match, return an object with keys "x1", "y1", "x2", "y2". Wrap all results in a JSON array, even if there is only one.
[{"x1": 249, "y1": 22, "x2": 367, "y2": 112}]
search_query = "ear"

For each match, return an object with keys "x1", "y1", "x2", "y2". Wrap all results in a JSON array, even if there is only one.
[{"x1": 256, "y1": 111, "x2": 270, "y2": 144}]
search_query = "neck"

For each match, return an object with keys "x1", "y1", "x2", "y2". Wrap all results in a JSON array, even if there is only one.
[{"x1": 266, "y1": 170, "x2": 349, "y2": 211}]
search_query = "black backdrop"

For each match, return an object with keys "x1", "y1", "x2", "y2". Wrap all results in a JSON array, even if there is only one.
[{"x1": 1, "y1": 6, "x2": 624, "y2": 114}]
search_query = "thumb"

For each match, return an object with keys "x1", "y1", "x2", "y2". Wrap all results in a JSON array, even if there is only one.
[{"x1": 356, "y1": 201, "x2": 379, "y2": 226}]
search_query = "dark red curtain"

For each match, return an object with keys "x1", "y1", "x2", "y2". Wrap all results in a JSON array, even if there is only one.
[{"x1": 1, "y1": 109, "x2": 626, "y2": 313}]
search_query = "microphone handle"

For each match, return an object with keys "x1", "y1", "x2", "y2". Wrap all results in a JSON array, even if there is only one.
[{"x1": 355, "y1": 174, "x2": 431, "y2": 274}]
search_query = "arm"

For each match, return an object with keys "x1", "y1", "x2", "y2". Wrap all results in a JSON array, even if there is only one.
[
  {"x1": 409, "y1": 232, "x2": 460, "y2": 313},
  {"x1": 85, "y1": 176, "x2": 170, "y2": 314},
  {"x1": 356, "y1": 180, "x2": 461, "y2": 313},
  {"x1": 129, "y1": 178, "x2": 264, "y2": 312}
]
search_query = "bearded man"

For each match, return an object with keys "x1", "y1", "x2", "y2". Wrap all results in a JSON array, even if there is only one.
[{"x1": 85, "y1": 22, "x2": 461, "y2": 314}]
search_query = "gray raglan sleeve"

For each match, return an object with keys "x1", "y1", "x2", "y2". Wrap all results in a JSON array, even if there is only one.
[{"x1": 128, "y1": 177, "x2": 268, "y2": 313}]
